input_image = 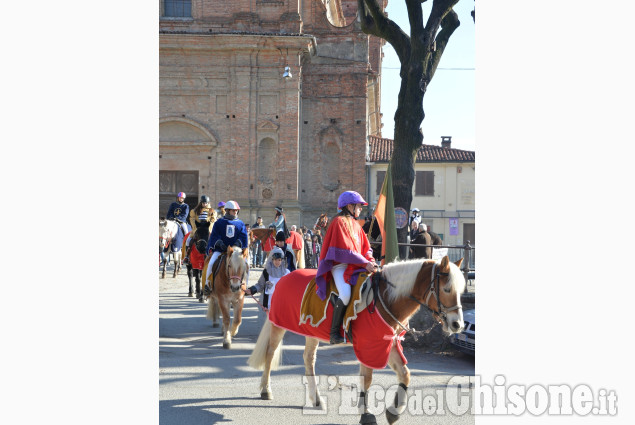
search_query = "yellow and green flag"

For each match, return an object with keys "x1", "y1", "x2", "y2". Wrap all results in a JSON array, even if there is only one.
[{"x1": 373, "y1": 163, "x2": 399, "y2": 264}]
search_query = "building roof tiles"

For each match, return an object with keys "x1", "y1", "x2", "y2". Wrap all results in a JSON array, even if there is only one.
[{"x1": 368, "y1": 135, "x2": 475, "y2": 163}]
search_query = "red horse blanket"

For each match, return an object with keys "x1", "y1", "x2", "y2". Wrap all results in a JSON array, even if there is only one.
[{"x1": 268, "y1": 269, "x2": 407, "y2": 370}]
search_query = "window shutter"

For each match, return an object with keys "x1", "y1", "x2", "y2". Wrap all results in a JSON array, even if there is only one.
[
  {"x1": 425, "y1": 171, "x2": 434, "y2": 196},
  {"x1": 415, "y1": 171, "x2": 434, "y2": 196}
]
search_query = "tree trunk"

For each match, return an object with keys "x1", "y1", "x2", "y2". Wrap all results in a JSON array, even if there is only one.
[
  {"x1": 391, "y1": 66, "x2": 424, "y2": 258},
  {"x1": 358, "y1": 0, "x2": 462, "y2": 258}
]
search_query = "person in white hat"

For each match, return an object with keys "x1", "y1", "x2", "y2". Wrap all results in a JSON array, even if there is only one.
[{"x1": 205, "y1": 200, "x2": 248, "y2": 288}]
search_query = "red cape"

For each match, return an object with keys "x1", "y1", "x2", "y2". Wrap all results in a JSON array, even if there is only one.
[
  {"x1": 286, "y1": 231, "x2": 303, "y2": 250},
  {"x1": 268, "y1": 269, "x2": 407, "y2": 370}
]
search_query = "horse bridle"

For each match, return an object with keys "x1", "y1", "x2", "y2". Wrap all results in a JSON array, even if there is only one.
[
  {"x1": 375, "y1": 262, "x2": 462, "y2": 334},
  {"x1": 227, "y1": 252, "x2": 248, "y2": 285},
  {"x1": 412, "y1": 262, "x2": 462, "y2": 322}
]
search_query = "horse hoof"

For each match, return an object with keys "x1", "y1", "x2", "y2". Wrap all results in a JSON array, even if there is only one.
[
  {"x1": 188, "y1": 293, "x2": 194, "y2": 297},
  {"x1": 161, "y1": 273, "x2": 166, "y2": 279},
  {"x1": 222, "y1": 341, "x2": 231, "y2": 349},
  {"x1": 212, "y1": 323, "x2": 220, "y2": 328},
  {"x1": 198, "y1": 298, "x2": 204, "y2": 303},
  {"x1": 261, "y1": 391, "x2": 272, "y2": 400},
  {"x1": 386, "y1": 411, "x2": 399, "y2": 425},
  {"x1": 360, "y1": 412, "x2": 377, "y2": 425}
]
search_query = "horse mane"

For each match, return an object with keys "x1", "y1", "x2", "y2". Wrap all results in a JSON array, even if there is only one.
[
  {"x1": 382, "y1": 259, "x2": 426, "y2": 303},
  {"x1": 383, "y1": 258, "x2": 465, "y2": 303},
  {"x1": 228, "y1": 246, "x2": 246, "y2": 273}
]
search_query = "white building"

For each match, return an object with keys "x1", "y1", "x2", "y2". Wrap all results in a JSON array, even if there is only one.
[{"x1": 366, "y1": 135, "x2": 475, "y2": 247}]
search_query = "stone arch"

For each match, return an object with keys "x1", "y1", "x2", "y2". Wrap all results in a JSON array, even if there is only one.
[{"x1": 159, "y1": 117, "x2": 218, "y2": 146}]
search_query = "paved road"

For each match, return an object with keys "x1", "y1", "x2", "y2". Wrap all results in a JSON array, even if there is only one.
[{"x1": 159, "y1": 263, "x2": 475, "y2": 425}]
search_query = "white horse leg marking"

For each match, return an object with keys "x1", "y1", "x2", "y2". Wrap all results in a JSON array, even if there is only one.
[
  {"x1": 303, "y1": 337, "x2": 321, "y2": 408},
  {"x1": 385, "y1": 346, "x2": 410, "y2": 423}
]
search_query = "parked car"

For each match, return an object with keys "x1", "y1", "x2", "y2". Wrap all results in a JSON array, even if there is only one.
[{"x1": 449, "y1": 309, "x2": 474, "y2": 356}]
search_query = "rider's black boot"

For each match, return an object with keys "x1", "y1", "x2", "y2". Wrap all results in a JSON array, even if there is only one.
[{"x1": 329, "y1": 296, "x2": 347, "y2": 344}]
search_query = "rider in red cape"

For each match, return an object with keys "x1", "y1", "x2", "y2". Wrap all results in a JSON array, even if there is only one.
[{"x1": 315, "y1": 190, "x2": 378, "y2": 344}]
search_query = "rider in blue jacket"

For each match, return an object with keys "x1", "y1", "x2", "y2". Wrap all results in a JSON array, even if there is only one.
[
  {"x1": 205, "y1": 200, "x2": 249, "y2": 287},
  {"x1": 166, "y1": 192, "x2": 190, "y2": 236}
]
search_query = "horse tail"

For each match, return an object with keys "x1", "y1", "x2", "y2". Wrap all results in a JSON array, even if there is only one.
[
  {"x1": 247, "y1": 319, "x2": 283, "y2": 371},
  {"x1": 206, "y1": 296, "x2": 217, "y2": 321}
]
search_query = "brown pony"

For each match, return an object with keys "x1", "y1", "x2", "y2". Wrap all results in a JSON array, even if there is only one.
[
  {"x1": 248, "y1": 256, "x2": 466, "y2": 425},
  {"x1": 313, "y1": 213, "x2": 329, "y2": 233},
  {"x1": 204, "y1": 245, "x2": 249, "y2": 348}
]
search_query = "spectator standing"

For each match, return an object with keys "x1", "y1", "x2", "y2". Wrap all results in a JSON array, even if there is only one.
[
  {"x1": 310, "y1": 234, "x2": 321, "y2": 268},
  {"x1": 410, "y1": 223, "x2": 432, "y2": 259},
  {"x1": 262, "y1": 224, "x2": 277, "y2": 262},
  {"x1": 274, "y1": 230, "x2": 297, "y2": 272},
  {"x1": 303, "y1": 231, "x2": 313, "y2": 268},
  {"x1": 409, "y1": 208, "x2": 422, "y2": 239},
  {"x1": 428, "y1": 229, "x2": 443, "y2": 246},
  {"x1": 286, "y1": 225, "x2": 304, "y2": 269},
  {"x1": 251, "y1": 216, "x2": 265, "y2": 267}
]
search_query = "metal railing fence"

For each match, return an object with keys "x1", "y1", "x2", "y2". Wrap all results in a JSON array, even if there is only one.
[{"x1": 370, "y1": 240, "x2": 475, "y2": 293}]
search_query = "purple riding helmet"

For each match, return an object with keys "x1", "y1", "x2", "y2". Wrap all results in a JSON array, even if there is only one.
[
  {"x1": 337, "y1": 191, "x2": 368, "y2": 209},
  {"x1": 217, "y1": 201, "x2": 226, "y2": 208}
]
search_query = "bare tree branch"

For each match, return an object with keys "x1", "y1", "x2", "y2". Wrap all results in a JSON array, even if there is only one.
[
  {"x1": 360, "y1": 0, "x2": 411, "y2": 64},
  {"x1": 427, "y1": 8, "x2": 460, "y2": 81}
]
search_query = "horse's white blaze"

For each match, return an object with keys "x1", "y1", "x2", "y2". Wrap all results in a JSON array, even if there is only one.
[
  {"x1": 228, "y1": 247, "x2": 247, "y2": 291},
  {"x1": 444, "y1": 262, "x2": 466, "y2": 333}
]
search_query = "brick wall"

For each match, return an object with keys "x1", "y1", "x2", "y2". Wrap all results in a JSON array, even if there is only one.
[{"x1": 160, "y1": 1, "x2": 386, "y2": 227}]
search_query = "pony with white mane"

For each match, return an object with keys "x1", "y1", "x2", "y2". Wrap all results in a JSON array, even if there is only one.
[
  {"x1": 204, "y1": 245, "x2": 249, "y2": 348},
  {"x1": 159, "y1": 218, "x2": 183, "y2": 278},
  {"x1": 247, "y1": 256, "x2": 465, "y2": 425}
]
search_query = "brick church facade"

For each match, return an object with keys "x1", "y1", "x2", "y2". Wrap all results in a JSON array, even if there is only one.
[{"x1": 159, "y1": 0, "x2": 386, "y2": 227}]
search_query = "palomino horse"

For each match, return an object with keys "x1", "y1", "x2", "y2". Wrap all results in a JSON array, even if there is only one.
[
  {"x1": 248, "y1": 256, "x2": 465, "y2": 425},
  {"x1": 159, "y1": 219, "x2": 183, "y2": 279},
  {"x1": 205, "y1": 246, "x2": 249, "y2": 348}
]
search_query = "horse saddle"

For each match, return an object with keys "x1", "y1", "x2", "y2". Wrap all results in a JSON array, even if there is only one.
[
  {"x1": 205, "y1": 253, "x2": 226, "y2": 293},
  {"x1": 299, "y1": 272, "x2": 376, "y2": 343}
]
